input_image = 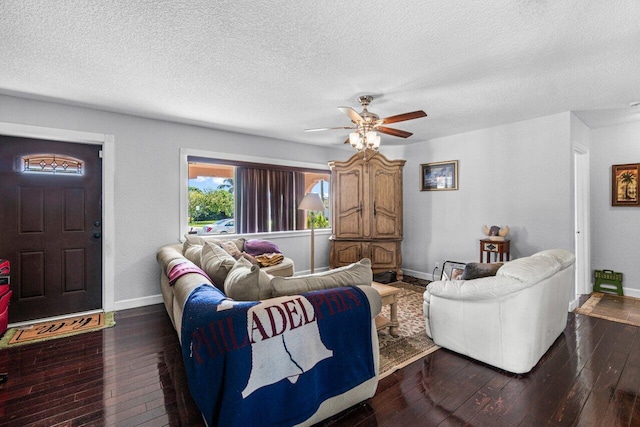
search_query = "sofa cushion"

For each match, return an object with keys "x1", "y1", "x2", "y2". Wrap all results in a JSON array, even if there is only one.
[
  {"x1": 224, "y1": 257, "x2": 273, "y2": 301},
  {"x1": 219, "y1": 240, "x2": 241, "y2": 257},
  {"x1": 425, "y1": 275, "x2": 528, "y2": 300},
  {"x1": 201, "y1": 242, "x2": 236, "y2": 286},
  {"x1": 183, "y1": 241, "x2": 203, "y2": 268},
  {"x1": 244, "y1": 239, "x2": 281, "y2": 256},
  {"x1": 271, "y1": 258, "x2": 372, "y2": 297},
  {"x1": 497, "y1": 255, "x2": 561, "y2": 285},
  {"x1": 184, "y1": 234, "x2": 246, "y2": 252},
  {"x1": 461, "y1": 262, "x2": 503, "y2": 280},
  {"x1": 262, "y1": 257, "x2": 294, "y2": 277},
  {"x1": 532, "y1": 249, "x2": 576, "y2": 269}
]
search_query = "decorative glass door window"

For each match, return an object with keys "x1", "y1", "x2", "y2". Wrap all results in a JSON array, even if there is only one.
[{"x1": 23, "y1": 154, "x2": 83, "y2": 175}]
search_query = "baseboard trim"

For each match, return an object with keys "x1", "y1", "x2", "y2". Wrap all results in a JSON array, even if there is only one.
[
  {"x1": 115, "y1": 294, "x2": 164, "y2": 311},
  {"x1": 402, "y1": 268, "x2": 434, "y2": 281}
]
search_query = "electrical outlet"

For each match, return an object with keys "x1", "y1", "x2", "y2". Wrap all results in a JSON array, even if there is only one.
[{"x1": 434, "y1": 261, "x2": 440, "y2": 269}]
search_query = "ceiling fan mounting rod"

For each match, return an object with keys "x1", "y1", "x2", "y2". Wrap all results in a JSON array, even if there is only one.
[{"x1": 358, "y1": 95, "x2": 373, "y2": 107}]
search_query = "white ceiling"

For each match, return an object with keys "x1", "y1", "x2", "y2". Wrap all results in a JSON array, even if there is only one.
[{"x1": 1, "y1": 1, "x2": 639, "y2": 147}]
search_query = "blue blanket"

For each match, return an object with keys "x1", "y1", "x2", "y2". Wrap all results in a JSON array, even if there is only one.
[{"x1": 181, "y1": 285, "x2": 375, "y2": 427}]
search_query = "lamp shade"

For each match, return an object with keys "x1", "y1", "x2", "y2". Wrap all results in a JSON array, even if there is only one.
[{"x1": 298, "y1": 192, "x2": 325, "y2": 211}]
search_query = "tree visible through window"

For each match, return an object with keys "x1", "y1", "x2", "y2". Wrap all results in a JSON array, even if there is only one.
[{"x1": 187, "y1": 158, "x2": 330, "y2": 235}]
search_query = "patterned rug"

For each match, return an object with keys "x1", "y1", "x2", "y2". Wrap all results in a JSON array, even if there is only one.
[
  {"x1": 574, "y1": 292, "x2": 640, "y2": 327},
  {"x1": 377, "y1": 281, "x2": 439, "y2": 379}
]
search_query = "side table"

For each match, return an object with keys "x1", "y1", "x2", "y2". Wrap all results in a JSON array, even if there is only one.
[
  {"x1": 371, "y1": 282, "x2": 400, "y2": 337},
  {"x1": 479, "y1": 239, "x2": 510, "y2": 263}
]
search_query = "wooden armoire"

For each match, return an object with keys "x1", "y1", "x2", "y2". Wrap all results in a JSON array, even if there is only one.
[{"x1": 328, "y1": 152, "x2": 405, "y2": 280}]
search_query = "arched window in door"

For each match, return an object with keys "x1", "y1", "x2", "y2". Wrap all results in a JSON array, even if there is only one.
[{"x1": 22, "y1": 154, "x2": 83, "y2": 175}]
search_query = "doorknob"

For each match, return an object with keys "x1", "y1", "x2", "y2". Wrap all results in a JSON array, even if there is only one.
[
  {"x1": 93, "y1": 232, "x2": 102, "y2": 239},
  {"x1": 94, "y1": 220, "x2": 101, "y2": 227}
]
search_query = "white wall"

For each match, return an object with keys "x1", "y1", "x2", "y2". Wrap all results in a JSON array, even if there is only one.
[
  {"x1": 0, "y1": 95, "x2": 347, "y2": 309},
  {"x1": 590, "y1": 120, "x2": 640, "y2": 293},
  {"x1": 397, "y1": 112, "x2": 575, "y2": 279},
  {"x1": 4, "y1": 92, "x2": 638, "y2": 307}
]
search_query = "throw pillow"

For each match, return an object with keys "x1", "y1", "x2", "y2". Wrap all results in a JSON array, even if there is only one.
[
  {"x1": 224, "y1": 257, "x2": 273, "y2": 301},
  {"x1": 461, "y1": 262, "x2": 504, "y2": 280},
  {"x1": 271, "y1": 258, "x2": 373, "y2": 297},
  {"x1": 244, "y1": 239, "x2": 282, "y2": 256},
  {"x1": 220, "y1": 240, "x2": 241, "y2": 257},
  {"x1": 239, "y1": 252, "x2": 259, "y2": 265},
  {"x1": 183, "y1": 241, "x2": 203, "y2": 268},
  {"x1": 201, "y1": 242, "x2": 236, "y2": 287}
]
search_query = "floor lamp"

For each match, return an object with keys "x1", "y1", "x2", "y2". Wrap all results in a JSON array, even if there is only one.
[{"x1": 298, "y1": 193, "x2": 325, "y2": 273}]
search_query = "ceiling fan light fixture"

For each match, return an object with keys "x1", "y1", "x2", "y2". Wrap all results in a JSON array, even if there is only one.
[
  {"x1": 349, "y1": 132, "x2": 361, "y2": 148},
  {"x1": 366, "y1": 131, "x2": 380, "y2": 150}
]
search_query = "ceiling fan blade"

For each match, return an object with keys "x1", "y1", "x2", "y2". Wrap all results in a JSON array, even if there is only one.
[
  {"x1": 376, "y1": 126, "x2": 413, "y2": 138},
  {"x1": 380, "y1": 110, "x2": 427, "y2": 124},
  {"x1": 338, "y1": 106, "x2": 364, "y2": 124},
  {"x1": 305, "y1": 126, "x2": 355, "y2": 132}
]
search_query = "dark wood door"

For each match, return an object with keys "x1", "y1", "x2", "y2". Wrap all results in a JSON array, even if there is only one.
[{"x1": 0, "y1": 136, "x2": 102, "y2": 322}]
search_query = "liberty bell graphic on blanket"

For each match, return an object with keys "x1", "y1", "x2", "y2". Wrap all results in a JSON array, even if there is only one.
[{"x1": 241, "y1": 295, "x2": 333, "y2": 398}]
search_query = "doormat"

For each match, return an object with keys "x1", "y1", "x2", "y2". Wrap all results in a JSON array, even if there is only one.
[
  {"x1": 0, "y1": 312, "x2": 115, "y2": 348},
  {"x1": 574, "y1": 292, "x2": 640, "y2": 327}
]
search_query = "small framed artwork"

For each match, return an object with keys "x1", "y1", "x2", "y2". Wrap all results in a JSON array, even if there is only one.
[
  {"x1": 420, "y1": 160, "x2": 458, "y2": 191},
  {"x1": 612, "y1": 163, "x2": 639, "y2": 206}
]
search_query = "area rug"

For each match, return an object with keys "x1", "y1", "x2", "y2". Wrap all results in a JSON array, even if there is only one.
[
  {"x1": 0, "y1": 312, "x2": 115, "y2": 349},
  {"x1": 378, "y1": 281, "x2": 439, "y2": 379},
  {"x1": 574, "y1": 292, "x2": 640, "y2": 327}
]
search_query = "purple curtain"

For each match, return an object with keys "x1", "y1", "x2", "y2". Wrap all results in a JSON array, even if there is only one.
[
  {"x1": 237, "y1": 167, "x2": 269, "y2": 233},
  {"x1": 269, "y1": 170, "x2": 295, "y2": 232},
  {"x1": 295, "y1": 172, "x2": 306, "y2": 230},
  {"x1": 237, "y1": 167, "x2": 299, "y2": 233}
]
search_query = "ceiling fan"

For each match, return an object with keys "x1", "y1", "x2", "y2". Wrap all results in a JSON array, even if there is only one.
[{"x1": 305, "y1": 95, "x2": 428, "y2": 146}]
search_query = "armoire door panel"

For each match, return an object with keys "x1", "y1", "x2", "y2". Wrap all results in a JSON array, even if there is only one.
[
  {"x1": 334, "y1": 168, "x2": 364, "y2": 238},
  {"x1": 330, "y1": 241, "x2": 362, "y2": 267},
  {"x1": 371, "y1": 165, "x2": 402, "y2": 239},
  {"x1": 369, "y1": 242, "x2": 399, "y2": 270}
]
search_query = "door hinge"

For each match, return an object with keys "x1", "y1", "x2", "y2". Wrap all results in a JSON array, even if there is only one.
[{"x1": 98, "y1": 150, "x2": 103, "y2": 158}]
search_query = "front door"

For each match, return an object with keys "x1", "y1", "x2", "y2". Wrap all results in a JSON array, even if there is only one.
[{"x1": 0, "y1": 136, "x2": 102, "y2": 322}]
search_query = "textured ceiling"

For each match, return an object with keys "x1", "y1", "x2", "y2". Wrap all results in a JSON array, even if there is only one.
[{"x1": 1, "y1": 1, "x2": 639, "y2": 147}]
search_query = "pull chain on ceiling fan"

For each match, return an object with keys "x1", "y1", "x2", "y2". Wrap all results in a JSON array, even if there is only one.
[{"x1": 305, "y1": 95, "x2": 427, "y2": 158}]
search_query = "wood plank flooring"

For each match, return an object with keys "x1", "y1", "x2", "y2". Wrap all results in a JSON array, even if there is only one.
[{"x1": 1, "y1": 297, "x2": 639, "y2": 426}]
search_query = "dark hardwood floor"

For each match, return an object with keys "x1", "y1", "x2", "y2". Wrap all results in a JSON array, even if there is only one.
[{"x1": 1, "y1": 297, "x2": 639, "y2": 426}]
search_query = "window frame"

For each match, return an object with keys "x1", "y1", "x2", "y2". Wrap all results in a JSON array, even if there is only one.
[{"x1": 179, "y1": 148, "x2": 331, "y2": 240}]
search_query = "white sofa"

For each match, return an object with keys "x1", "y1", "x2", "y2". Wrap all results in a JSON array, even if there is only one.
[{"x1": 423, "y1": 249, "x2": 575, "y2": 374}]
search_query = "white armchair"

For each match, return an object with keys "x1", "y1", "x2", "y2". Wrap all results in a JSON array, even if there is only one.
[{"x1": 423, "y1": 249, "x2": 575, "y2": 374}]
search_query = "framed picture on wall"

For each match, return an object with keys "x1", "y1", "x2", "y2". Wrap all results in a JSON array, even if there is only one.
[
  {"x1": 420, "y1": 160, "x2": 458, "y2": 191},
  {"x1": 612, "y1": 163, "x2": 639, "y2": 206}
]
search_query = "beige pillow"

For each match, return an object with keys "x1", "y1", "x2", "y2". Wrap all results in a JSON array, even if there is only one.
[
  {"x1": 271, "y1": 258, "x2": 373, "y2": 297},
  {"x1": 183, "y1": 241, "x2": 203, "y2": 267},
  {"x1": 224, "y1": 257, "x2": 273, "y2": 301},
  {"x1": 198, "y1": 236, "x2": 246, "y2": 253},
  {"x1": 200, "y1": 242, "x2": 236, "y2": 286},
  {"x1": 220, "y1": 240, "x2": 241, "y2": 257}
]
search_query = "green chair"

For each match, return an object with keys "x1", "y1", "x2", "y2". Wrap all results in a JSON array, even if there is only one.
[{"x1": 594, "y1": 270, "x2": 624, "y2": 296}]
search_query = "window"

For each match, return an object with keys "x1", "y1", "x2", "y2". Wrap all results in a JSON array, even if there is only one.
[
  {"x1": 187, "y1": 156, "x2": 330, "y2": 236},
  {"x1": 22, "y1": 154, "x2": 83, "y2": 175}
]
